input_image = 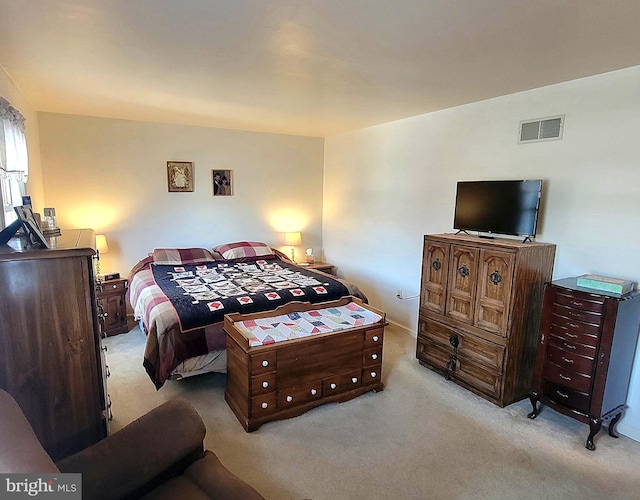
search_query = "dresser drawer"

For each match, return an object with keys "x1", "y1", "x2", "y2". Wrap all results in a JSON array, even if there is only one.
[
  {"x1": 549, "y1": 335, "x2": 597, "y2": 358},
  {"x1": 323, "y1": 370, "x2": 362, "y2": 394},
  {"x1": 547, "y1": 344, "x2": 595, "y2": 375},
  {"x1": 419, "y1": 317, "x2": 504, "y2": 371},
  {"x1": 552, "y1": 303, "x2": 602, "y2": 325},
  {"x1": 96, "y1": 279, "x2": 128, "y2": 295},
  {"x1": 250, "y1": 351, "x2": 277, "y2": 375},
  {"x1": 554, "y1": 290, "x2": 605, "y2": 313},
  {"x1": 364, "y1": 327, "x2": 384, "y2": 348},
  {"x1": 251, "y1": 393, "x2": 276, "y2": 417},
  {"x1": 277, "y1": 381, "x2": 323, "y2": 408},
  {"x1": 251, "y1": 372, "x2": 277, "y2": 395},
  {"x1": 542, "y1": 361, "x2": 592, "y2": 393},
  {"x1": 417, "y1": 338, "x2": 501, "y2": 399},
  {"x1": 542, "y1": 379, "x2": 590, "y2": 414},
  {"x1": 549, "y1": 320, "x2": 600, "y2": 346},
  {"x1": 550, "y1": 325, "x2": 600, "y2": 348},
  {"x1": 362, "y1": 364, "x2": 382, "y2": 385},
  {"x1": 363, "y1": 346, "x2": 383, "y2": 367}
]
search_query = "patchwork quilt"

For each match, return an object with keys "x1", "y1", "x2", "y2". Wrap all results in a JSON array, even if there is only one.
[
  {"x1": 234, "y1": 302, "x2": 383, "y2": 347},
  {"x1": 151, "y1": 257, "x2": 350, "y2": 332}
]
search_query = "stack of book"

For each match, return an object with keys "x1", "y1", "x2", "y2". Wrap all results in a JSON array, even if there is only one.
[{"x1": 576, "y1": 274, "x2": 635, "y2": 295}]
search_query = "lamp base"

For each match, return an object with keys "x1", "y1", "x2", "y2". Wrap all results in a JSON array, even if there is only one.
[{"x1": 290, "y1": 247, "x2": 296, "y2": 263}]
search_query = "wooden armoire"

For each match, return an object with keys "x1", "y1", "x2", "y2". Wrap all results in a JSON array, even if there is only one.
[
  {"x1": 416, "y1": 233, "x2": 555, "y2": 406},
  {"x1": 0, "y1": 228, "x2": 109, "y2": 460}
]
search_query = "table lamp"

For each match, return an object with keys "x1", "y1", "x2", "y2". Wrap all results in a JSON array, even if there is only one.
[
  {"x1": 95, "y1": 234, "x2": 109, "y2": 279},
  {"x1": 284, "y1": 232, "x2": 302, "y2": 262}
]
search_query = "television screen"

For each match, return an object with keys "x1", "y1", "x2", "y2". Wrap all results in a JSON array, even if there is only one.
[{"x1": 453, "y1": 180, "x2": 543, "y2": 237}]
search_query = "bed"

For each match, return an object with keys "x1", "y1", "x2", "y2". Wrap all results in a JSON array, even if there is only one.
[{"x1": 128, "y1": 241, "x2": 367, "y2": 389}]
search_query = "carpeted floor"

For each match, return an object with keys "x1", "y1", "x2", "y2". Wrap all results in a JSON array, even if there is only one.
[{"x1": 104, "y1": 324, "x2": 640, "y2": 500}]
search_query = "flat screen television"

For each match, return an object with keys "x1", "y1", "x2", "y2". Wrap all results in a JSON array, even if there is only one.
[{"x1": 453, "y1": 179, "x2": 543, "y2": 238}]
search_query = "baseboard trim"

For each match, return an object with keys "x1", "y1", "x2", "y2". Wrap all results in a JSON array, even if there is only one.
[
  {"x1": 387, "y1": 319, "x2": 415, "y2": 337},
  {"x1": 617, "y1": 422, "x2": 640, "y2": 442}
]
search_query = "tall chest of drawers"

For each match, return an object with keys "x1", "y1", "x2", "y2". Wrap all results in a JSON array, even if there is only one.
[
  {"x1": 416, "y1": 233, "x2": 556, "y2": 406},
  {"x1": 528, "y1": 277, "x2": 640, "y2": 450},
  {"x1": 0, "y1": 229, "x2": 109, "y2": 460}
]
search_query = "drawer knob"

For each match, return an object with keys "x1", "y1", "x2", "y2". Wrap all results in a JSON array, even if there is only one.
[
  {"x1": 112, "y1": 284, "x2": 117, "y2": 289},
  {"x1": 262, "y1": 381, "x2": 269, "y2": 388},
  {"x1": 561, "y1": 357, "x2": 574, "y2": 364},
  {"x1": 489, "y1": 270, "x2": 502, "y2": 285},
  {"x1": 432, "y1": 258, "x2": 441, "y2": 271},
  {"x1": 458, "y1": 264, "x2": 470, "y2": 278},
  {"x1": 370, "y1": 371, "x2": 377, "y2": 378},
  {"x1": 372, "y1": 353, "x2": 378, "y2": 360},
  {"x1": 372, "y1": 335, "x2": 379, "y2": 342},
  {"x1": 311, "y1": 389, "x2": 317, "y2": 395},
  {"x1": 262, "y1": 360, "x2": 269, "y2": 367},
  {"x1": 261, "y1": 402, "x2": 268, "y2": 409},
  {"x1": 330, "y1": 383, "x2": 337, "y2": 389},
  {"x1": 286, "y1": 395, "x2": 293, "y2": 402},
  {"x1": 351, "y1": 377, "x2": 358, "y2": 384}
]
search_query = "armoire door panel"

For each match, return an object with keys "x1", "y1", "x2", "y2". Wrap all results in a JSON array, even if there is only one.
[
  {"x1": 446, "y1": 245, "x2": 478, "y2": 324},
  {"x1": 420, "y1": 241, "x2": 450, "y2": 315},
  {"x1": 474, "y1": 249, "x2": 515, "y2": 336}
]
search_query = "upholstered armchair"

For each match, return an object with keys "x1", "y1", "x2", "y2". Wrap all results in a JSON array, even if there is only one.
[{"x1": 0, "y1": 390, "x2": 264, "y2": 499}]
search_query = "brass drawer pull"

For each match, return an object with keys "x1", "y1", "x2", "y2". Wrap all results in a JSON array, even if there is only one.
[
  {"x1": 565, "y1": 332, "x2": 577, "y2": 338},
  {"x1": 563, "y1": 343, "x2": 576, "y2": 350},
  {"x1": 556, "y1": 390, "x2": 569, "y2": 399},
  {"x1": 559, "y1": 374, "x2": 572, "y2": 381},
  {"x1": 568, "y1": 323, "x2": 579, "y2": 329},
  {"x1": 561, "y1": 357, "x2": 574, "y2": 364}
]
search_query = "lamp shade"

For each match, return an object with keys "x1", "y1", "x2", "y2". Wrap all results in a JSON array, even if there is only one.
[
  {"x1": 284, "y1": 232, "x2": 302, "y2": 246},
  {"x1": 95, "y1": 234, "x2": 109, "y2": 254}
]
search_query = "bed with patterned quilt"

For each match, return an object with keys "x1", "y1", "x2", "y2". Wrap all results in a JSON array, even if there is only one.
[{"x1": 128, "y1": 241, "x2": 367, "y2": 388}]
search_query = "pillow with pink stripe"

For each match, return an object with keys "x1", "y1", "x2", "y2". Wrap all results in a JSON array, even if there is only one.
[
  {"x1": 213, "y1": 241, "x2": 274, "y2": 260},
  {"x1": 153, "y1": 248, "x2": 216, "y2": 265}
]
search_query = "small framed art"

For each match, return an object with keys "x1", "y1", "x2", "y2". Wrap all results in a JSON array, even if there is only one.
[
  {"x1": 212, "y1": 169, "x2": 233, "y2": 196},
  {"x1": 167, "y1": 161, "x2": 194, "y2": 192},
  {"x1": 14, "y1": 205, "x2": 50, "y2": 248}
]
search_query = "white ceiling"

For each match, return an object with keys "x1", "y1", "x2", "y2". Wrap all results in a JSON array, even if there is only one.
[{"x1": 1, "y1": 0, "x2": 640, "y2": 137}]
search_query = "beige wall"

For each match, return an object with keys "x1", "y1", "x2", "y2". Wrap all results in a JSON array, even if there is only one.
[
  {"x1": 0, "y1": 66, "x2": 44, "y2": 211},
  {"x1": 38, "y1": 113, "x2": 325, "y2": 274},
  {"x1": 323, "y1": 65, "x2": 640, "y2": 440}
]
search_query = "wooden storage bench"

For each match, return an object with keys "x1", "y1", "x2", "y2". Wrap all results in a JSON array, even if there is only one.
[{"x1": 224, "y1": 297, "x2": 386, "y2": 432}]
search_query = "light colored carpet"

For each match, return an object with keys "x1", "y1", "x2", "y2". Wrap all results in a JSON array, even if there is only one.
[{"x1": 104, "y1": 325, "x2": 640, "y2": 500}]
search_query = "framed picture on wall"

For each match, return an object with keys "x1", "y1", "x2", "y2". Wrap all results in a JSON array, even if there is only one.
[
  {"x1": 14, "y1": 205, "x2": 50, "y2": 249},
  {"x1": 167, "y1": 161, "x2": 194, "y2": 192},
  {"x1": 212, "y1": 169, "x2": 233, "y2": 196}
]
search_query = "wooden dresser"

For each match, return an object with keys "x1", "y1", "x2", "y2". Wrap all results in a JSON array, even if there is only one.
[
  {"x1": 528, "y1": 278, "x2": 640, "y2": 450},
  {"x1": 416, "y1": 233, "x2": 556, "y2": 406},
  {"x1": 224, "y1": 297, "x2": 385, "y2": 431},
  {"x1": 0, "y1": 228, "x2": 109, "y2": 460}
]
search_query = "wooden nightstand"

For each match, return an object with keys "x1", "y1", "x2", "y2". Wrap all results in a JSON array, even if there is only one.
[
  {"x1": 303, "y1": 261, "x2": 336, "y2": 275},
  {"x1": 96, "y1": 278, "x2": 129, "y2": 336}
]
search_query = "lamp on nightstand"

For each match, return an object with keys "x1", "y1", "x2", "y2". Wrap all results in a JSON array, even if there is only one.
[
  {"x1": 284, "y1": 232, "x2": 302, "y2": 263},
  {"x1": 95, "y1": 234, "x2": 109, "y2": 280}
]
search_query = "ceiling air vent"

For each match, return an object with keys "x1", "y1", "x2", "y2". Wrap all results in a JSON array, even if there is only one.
[{"x1": 519, "y1": 115, "x2": 564, "y2": 143}]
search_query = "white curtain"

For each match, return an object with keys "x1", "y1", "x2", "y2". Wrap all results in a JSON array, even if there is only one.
[{"x1": 0, "y1": 96, "x2": 28, "y2": 227}]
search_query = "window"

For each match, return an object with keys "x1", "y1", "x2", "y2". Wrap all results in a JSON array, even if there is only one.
[{"x1": 0, "y1": 97, "x2": 28, "y2": 229}]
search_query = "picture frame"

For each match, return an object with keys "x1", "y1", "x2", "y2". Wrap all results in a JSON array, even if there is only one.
[
  {"x1": 212, "y1": 169, "x2": 233, "y2": 196},
  {"x1": 167, "y1": 161, "x2": 194, "y2": 192},
  {"x1": 14, "y1": 205, "x2": 50, "y2": 249}
]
